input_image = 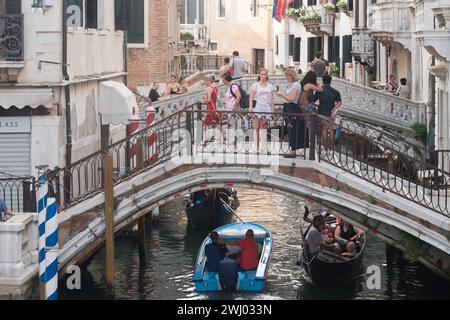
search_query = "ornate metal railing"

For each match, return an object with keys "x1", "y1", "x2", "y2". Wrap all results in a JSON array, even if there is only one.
[
  {"x1": 0, "y1": 177, "x2": 35, "y2": 212},
  {"x1": 47, "y1": 105, "x2": 450, "y2": 217},
  {"x1": 318, "y1": 116, "x2": 450, "y2": 216},
  {"x1": 0, "y1": 14, "x2": 24, "y2": 61},
  {"x1": 170, "y1": 55, "x2": 257, "y2": 78}
]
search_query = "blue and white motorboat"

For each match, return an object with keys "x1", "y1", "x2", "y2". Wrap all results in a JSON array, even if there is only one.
[{"x1": 193, "y1": 222, "x2": 273, "y2": 292}]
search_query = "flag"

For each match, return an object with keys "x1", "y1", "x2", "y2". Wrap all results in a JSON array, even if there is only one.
[
  {"x1": 275, "y1": 0, "x2": 287, "y2": 22},
  {"x1": 272, "y1": 0, "x2": 278, "y2": 19}
]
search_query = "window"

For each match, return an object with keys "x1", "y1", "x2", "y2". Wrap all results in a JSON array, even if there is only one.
[
  {"x1": 289, "y1": 34, "x2": 295, "y2": 56},
  {"x1": 128, "y1": 0, "x2": 145, "y2": 43},
  {"x1": 218, "y1": 0, "x2": 226, "y2": 18},
  {"x1": 348, "y1": 0, "x2": 353, "y2": 11},
  {"x1": 251, "y1": 0, "x2": 260, "y2": 17},
  {"x1": 294, "y1": 38, "x2": 301, "y2": 63},
  {"x1": 0, "y1": 0, "x2": 21, "y2": 14},
  {"x1": 199, "y1": 0, "x2": 204, "y2": 24},
  {"x1": 180, "y1": 0, "x2": 205, "y2": 25},
  {"x1": 188, "y1": 0, "x2": 196, "y2": 24},
  {"x1": 342, "y1": 35, "x2": 353, "y2": 65},
  {"x1": 328, "y1": 36, "x2": 340, "y2": 64},
  {"x1": 210, "y1": 42, "x2": 218, "y2": 51},
  {"x1": 85, "y1": 0, "x2": 98, "y2": 29},
  {"x1": 114, "y1": 0, "x2": 146, "y2": 45},
  {"x1": 66, "y1": 0, "x2": 98, "y2": 29},
  {"x1": 307, "y1": 37, "x2": 322, "y2": 62},
  {"x1": 307, "y1": 0, "x2": 317, "y2": 6}
]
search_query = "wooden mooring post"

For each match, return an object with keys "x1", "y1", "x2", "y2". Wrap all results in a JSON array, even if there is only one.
[
  {"x1": 103, "y1": 154, "x2": 115, "y2": 294},
  {"x1": 136, "y1": 140, "x2": 146, "y2": 265}
]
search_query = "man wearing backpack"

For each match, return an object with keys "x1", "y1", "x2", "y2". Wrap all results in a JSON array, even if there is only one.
[{"x1": 223, "y1": 72, "x2": 242, "y2": 145}]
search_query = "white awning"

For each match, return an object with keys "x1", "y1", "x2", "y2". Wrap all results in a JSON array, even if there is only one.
[
  {"x1": 0, "y1": 88, "x2": 54, "y2": 109},
  {"x1": 99, "y1": 81, "x2": 137, "y2": 125}
]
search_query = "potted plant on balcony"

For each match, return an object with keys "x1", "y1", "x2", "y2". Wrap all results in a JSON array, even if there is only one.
[
  {"x1": 301, "y1": 13, "x2": 321, "y2": 26},
  {"x1": 286, "y1": 8, "x2": 300, "y2": 18},
  {"x1": 336, "y1": 0, "x2": 347, "y2": 12},
  {"x1": 324, "y1": 3, "x2": 336, "y2": 14},
  {"x1": 180, "y1": 32, "x2": 194, "y2": 41}
]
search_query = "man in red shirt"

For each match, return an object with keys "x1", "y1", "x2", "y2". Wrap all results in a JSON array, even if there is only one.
[{"x1": 228, "y1": 229, "x2": 259, "y2": 271}]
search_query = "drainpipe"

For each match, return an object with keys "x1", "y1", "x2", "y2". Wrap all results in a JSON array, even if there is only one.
[
  {"x1": 62, "y1": 0, "x2": 72, "y2": 204},
  {"x1": 428, "y1": 57, "x2": 436, "y2": 164}
]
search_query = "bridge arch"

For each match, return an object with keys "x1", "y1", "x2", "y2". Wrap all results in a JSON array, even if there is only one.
[{"x1": 58, "y1": 159, "x2": 450, "y2": 281}]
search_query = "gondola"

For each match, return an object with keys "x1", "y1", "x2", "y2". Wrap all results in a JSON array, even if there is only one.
[
  {"x1": 193, "y1": 222, "x2": 272, "y2": 292},
  {"x1": 185, "y1": 188, "x2": 239, "y2": 229},
  {"x1": 300, "y1": 211, "x2": 366, "y2": 286}
]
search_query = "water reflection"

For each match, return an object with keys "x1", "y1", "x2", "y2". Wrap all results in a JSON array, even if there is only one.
[{"x1": 57, "y1": 188, "x2": 450, "y2": 300}]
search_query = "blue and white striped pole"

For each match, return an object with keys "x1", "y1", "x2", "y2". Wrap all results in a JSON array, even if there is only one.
[
  {"x1": 45, "y1": 197, "x2": 58, "y2": 300},
  {"x1": 36, "y1": 169, "x2": 48, "y2": 299}
]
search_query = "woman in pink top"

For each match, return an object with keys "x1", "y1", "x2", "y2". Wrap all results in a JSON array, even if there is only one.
[{"x1": 249, "y1": 68, "x2": 275, "y2": 153}]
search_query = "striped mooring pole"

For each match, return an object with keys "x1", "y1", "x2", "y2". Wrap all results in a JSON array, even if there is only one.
[
  {"x1": 36, "y1": 167, "x2": 48, "y2": 300},
  {"x1": 36, "y1": 166, "x2": 59, "y2": 300},
  {"x1": 45, "y1": 197, "x2": 58, "y2": 300}
]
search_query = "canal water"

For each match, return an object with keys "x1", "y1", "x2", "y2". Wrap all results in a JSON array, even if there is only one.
[{"x1": 59, "y1": 188, "x2": 450, "y2": 300}]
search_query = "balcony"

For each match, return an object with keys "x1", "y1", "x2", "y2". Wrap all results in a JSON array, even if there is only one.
[
  {"x1": 0, "y1": 14, "x2": 24, "y2": 82},
  {"x1": 302, "y1": 6, "x2": 334, "y2": 36},
  {"x1": 351, "y1": 28, "x2": 374, "y2": 66},
  {"x1": 180, "y1": 24, "x2": 208, "y2": 48},
  {"x1": 369, "y1": 1, "x2": 413, "y2": 50},
  {"x1": 412, "y1": 0, "x2": 450, "y2": 61}
]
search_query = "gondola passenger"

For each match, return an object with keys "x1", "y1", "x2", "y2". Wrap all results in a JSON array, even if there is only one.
[
  {"x1": 306, "y1": 215, "x2": 340, "y2": 256},
  {"x1": 334, "y1": 220, "x2": 365, "y2": 254}
]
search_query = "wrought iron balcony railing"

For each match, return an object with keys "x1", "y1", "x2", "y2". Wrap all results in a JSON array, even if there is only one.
[{"x1": 0, "y1": 14, "x2": 24, "y2": 61}]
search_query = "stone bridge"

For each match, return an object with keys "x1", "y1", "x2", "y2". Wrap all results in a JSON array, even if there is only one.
[{"x1": 1, "y1": 107, "x2": 449, "y2": 298}]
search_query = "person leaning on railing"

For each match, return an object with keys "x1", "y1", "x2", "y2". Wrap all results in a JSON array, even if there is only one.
[{"x1": 0, "y1": 197, "x2": 15, "y2": 222}]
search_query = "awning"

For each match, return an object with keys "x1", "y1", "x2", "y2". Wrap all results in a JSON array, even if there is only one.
[
  {"x1": 0, "y1": 88, "x2": 54, "y2": 109},
  {"x1": 99, "y1": 81, "x2": 137, "y2": 125}
]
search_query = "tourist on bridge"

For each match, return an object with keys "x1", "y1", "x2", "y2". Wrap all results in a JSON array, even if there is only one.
[
  {"x1": 149, "y1": 81, "x2": 161, "y2": 102},
  {"x1": 219, "y1": 57, "x2": 232, "y2": 80},
  {"x1": 223, "y1": 71, "x2": 241, "y2": 145},
  {"x1": 310, "y1": 51, "x2": 328, "y2": 77},
  {"x1": 0, "y1": 197, "x2": 15, "y2": 222},
  {"x1": 249, "y1": 68, "x2": 276, "y2": 153},
  {"x1": 275, "y1": 68, "x2": 303, "y2": 158},
  {"x1": 384, "y1": 74, "x2": 399, "y2": 94},
  {"x1": 166, "y1": 74, "x2": 182, "y2": 96},
  {"x1": 201, "y1": 74, "x2": 221, "y2": 145},
  {"x1": 312, "y1": 74, "x2": 342, "y2": 150},
  {"x1": 178, "y1": 77, "x2": 189, "y2": 94},
  {"x1": 230, "y1": 51, "x2": 246, "y2": 78},
  {"x1": 205, "y1": 231, "x2": 228, "y2": 272}
]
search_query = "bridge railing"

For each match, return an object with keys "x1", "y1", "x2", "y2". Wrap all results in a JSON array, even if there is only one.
[
  {"x1": 48, "y1": 106, "x2": 450, "y2": 217},
  {"x1": 318, "y1": 116, "x2": 450, "y2": 217}
]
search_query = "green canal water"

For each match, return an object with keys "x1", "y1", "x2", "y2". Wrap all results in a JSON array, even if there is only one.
[{"x1": 58, "y1": 188, "x2": 450, "y2": 300}]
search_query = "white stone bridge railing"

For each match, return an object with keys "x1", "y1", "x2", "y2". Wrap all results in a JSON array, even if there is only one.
[{"x1": 137, "y1": 75, "x2": 425, "y2": 132}]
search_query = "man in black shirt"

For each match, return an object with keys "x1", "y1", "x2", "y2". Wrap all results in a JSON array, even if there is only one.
[
  {"x1": 313, "y1": 74, "x2": 342, "y2": 149},
  {"x1": 149, "y1": 82, "x2": 161, "y2": 102}
]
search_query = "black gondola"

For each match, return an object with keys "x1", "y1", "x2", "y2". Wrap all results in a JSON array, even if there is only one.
[
  {"x1": 185, "y1": 188, "x2": 239, "y2": 229},
  {"x1": 300, "y1": 212, "x2": 366, "y2": 286}
]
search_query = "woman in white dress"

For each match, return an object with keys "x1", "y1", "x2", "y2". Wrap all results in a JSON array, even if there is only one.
[{"x1": 249, "y1": 68, "x2": 275, "y2": 152}]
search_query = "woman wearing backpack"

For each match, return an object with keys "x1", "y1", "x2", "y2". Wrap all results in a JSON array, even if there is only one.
[
  {"x1": 223, "y1": 72, "x2": 241, "y2": 146},
  {"x1": 249, "y1": 68, "x2": 276, "y2": 153}
]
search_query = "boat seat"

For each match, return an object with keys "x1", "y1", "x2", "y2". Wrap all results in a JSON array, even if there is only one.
[
  {"x1": 204, "y1": 271, "x2": 219, "y2": 281},
  {"x1": 239, "y1": 270, "x2": 257, "y2": 280}
]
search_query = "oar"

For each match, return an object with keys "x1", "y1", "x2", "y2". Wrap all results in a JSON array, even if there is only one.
[{"x1": 220, "y1": 198, "x2": 243, "y2": 222}]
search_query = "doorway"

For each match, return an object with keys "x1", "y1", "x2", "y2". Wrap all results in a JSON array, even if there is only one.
[{"x1": 253, "y1": 49, "x2": 265, "y2": 73}]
